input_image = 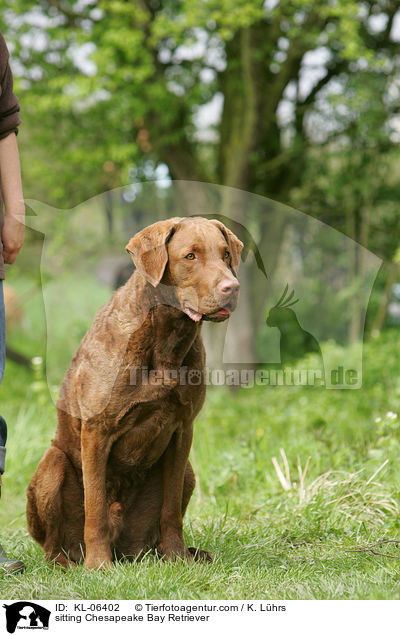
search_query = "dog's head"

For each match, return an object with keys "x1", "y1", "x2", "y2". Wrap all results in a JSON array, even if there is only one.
[{"x1": 126, "y1": 217, "x2": 243, "y2": 322}]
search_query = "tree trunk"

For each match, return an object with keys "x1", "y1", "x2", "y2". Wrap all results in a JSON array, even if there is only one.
[{"x1": 371, "y1": 261, "x2": 399, "y2": 336}]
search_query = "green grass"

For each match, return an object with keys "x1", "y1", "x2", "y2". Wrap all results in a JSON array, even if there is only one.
[{"x1": 2, "y1": 280, "x2": 400, "y2": 598}]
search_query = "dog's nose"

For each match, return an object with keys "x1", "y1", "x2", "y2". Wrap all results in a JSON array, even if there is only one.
[{"x1": 218, "y1": 279, "x2": 240, "y2": 295}]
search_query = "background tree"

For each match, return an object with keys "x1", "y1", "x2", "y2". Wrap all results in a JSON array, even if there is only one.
[{"x1": 2, "y1": 0, "x2": 400, "y2": 359}]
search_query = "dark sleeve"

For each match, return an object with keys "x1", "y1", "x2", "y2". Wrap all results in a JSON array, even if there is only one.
[{"x1": 0, "y1": 33, "x2": 21, "y2": 141}]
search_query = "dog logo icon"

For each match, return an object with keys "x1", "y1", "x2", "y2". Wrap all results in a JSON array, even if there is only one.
[{"x1": 3, "y1": 602, "x2": 50, "y2": 633}]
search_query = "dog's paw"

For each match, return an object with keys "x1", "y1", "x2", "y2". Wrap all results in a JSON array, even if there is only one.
[
  {"x1": 47, "y1": 553, "x2": 78, "y2": 569},
  {"x1": 84, "y1": 552, "x2": 113, "y2": 571},
  {"x1": 187, "y1": 547, "x2": 213, "y2": 563},
  {"x1": 158, "y1": 537, "x2": 189, "y2": 561},
  {"x1": 84, "y1": 558, "x2": 112, "y2": 571}
]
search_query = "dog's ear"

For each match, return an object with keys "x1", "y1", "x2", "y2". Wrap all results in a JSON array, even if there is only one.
[
  {"x1": 125, "y1": 218, "x2": 182, "y2": 286},
  {"x1": 209, "y1": 220, "x2": 244, "y2": 275}
]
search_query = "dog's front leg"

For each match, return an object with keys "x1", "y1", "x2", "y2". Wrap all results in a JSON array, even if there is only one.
[
  {"x1": 81, "y1": 423, "x2": 113, "y2": 570},
  {"x1": 158, "y1": 421, "x2": 193, "y2": 560}
]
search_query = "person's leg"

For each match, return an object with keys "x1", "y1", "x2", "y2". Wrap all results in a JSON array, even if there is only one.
[
  {"x1": 0, "y1": 280, "x2": 7, "y2": 486},
  {"x1": 0, "y1": 280, "x2": 6, "y2": 481},
  {"x1": 0, "y1": 280, "x2": 5, "y2": 385},
  {"x1": 0, "y1": 280, "x2": 25, "y2": 573}
]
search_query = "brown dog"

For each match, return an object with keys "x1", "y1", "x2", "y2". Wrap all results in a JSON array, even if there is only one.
[{"x1": 26, "y1": 217, "x2": 242, "y2": 569}]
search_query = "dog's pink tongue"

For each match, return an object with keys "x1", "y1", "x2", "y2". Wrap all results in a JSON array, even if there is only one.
[{"x1": 185, "y1": 306, "x2": 202, "y2": 322}]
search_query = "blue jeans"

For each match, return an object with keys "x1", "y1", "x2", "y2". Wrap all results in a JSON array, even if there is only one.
[
  {"x1": 0, "y1": 281, "x2": 5, "y2": 385},
  {"x1": 0, "y1": 281, "x2": 6, "y2": 473}
]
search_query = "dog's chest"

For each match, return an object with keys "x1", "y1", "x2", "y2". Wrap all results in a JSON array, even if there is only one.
[
  {"x1": 109, "y1": 380, "x2": 204, "y2": 471},
  {"x1": 107, "y1": 317, "x2": 206, "y2": 471}
]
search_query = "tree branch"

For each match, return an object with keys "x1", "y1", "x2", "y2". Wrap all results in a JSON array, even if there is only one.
[
  {"x1": 294, "y1": 58, "x2": 347, "y2": 136},
  {"x1": 43, "y1": 0, "x2": 92, "y2": 24}
]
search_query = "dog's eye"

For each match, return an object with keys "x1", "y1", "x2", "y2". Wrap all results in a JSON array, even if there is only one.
[
  {"x1": 185, "y1": 253, "x2": 196, "y2": 260},
  {"x1": 224, "y1": 250, "x2": 230, "y2": 261}
]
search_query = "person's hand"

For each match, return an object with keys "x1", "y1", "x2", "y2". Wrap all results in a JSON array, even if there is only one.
[
  {"x1": 2, "y1": 208, "x2": 25, "y2": 264},
  {"x1": 0, "y1": 132, "x2": 25, "y2": 266}
]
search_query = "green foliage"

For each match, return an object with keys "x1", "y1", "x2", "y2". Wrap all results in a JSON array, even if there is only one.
[
  {"x1": 0, "y1": 0, "x2": 398, "y2": 206},
  {"x1": 1, "y1": 0, "x2": 399, "y2": 350}
]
